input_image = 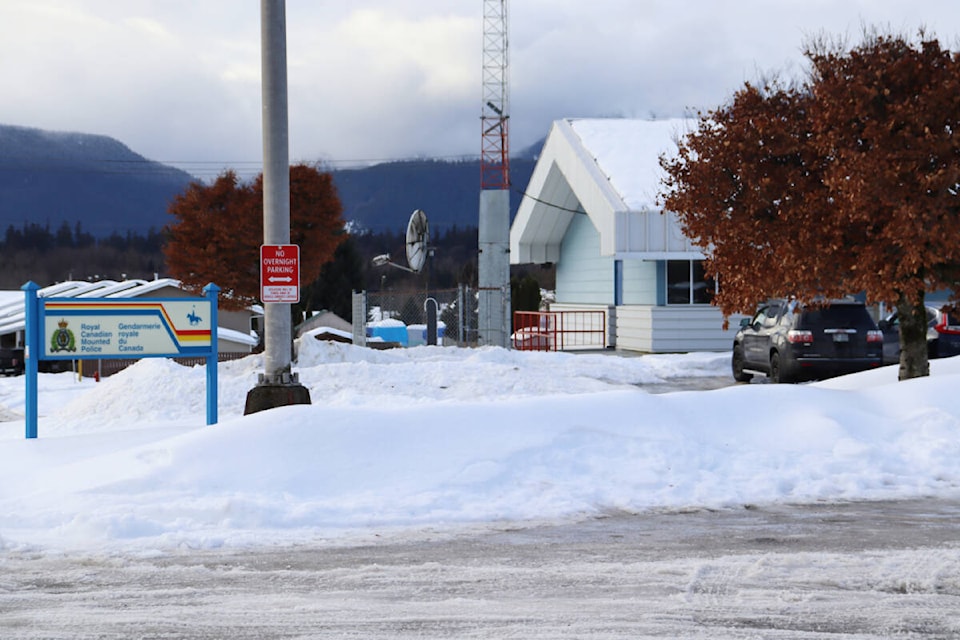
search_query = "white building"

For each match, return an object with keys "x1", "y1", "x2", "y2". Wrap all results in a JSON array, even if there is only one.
[{"x1": 510, "y1": 118, "x2": 743, "y2": 353}]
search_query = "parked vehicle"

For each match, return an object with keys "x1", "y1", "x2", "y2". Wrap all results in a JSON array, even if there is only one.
[
  {"x1": 732, "y1": 299, "x2": 883, "y2": 383},
  {"x1": 878, "y1": 306, "x2": 960, "y2": 365},
  {"x1": 0, "y1": 347, "x2": 25, "y2": 376}
]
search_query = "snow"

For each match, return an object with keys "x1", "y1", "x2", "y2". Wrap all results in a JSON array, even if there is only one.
[
  {"x1": 569, "y1": 117, "x2": 695, "y2": 211},
  {"x1": 1, "y1": 339, "x2": 959, "y2": 555}
]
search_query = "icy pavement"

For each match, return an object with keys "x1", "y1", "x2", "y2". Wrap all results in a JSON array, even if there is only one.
[{"x1": 2, "y1": 498, "x2": 958, "y2": 639}]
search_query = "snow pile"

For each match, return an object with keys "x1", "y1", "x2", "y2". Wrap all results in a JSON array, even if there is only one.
[{"x1": 0, "y1": 340, "x2": 958, "y2": 553}]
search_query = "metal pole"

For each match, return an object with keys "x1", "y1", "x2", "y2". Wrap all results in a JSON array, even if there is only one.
[
  {"x1": 261, "y1": 0, "x2": 291, "y2": 384},
  {"x1": 244, "y1": 0, "x2": 311, "y2": 414}
]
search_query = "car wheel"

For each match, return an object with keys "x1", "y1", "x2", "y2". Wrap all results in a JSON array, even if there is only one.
[
  {"x1": 732, "y1": 345, "x2": 753, "y2": 382},
  {"x1": 769, "y1": 352, "x2": 793, "y2": 384}
]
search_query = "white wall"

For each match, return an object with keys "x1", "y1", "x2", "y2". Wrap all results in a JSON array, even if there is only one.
[
  {"x1": 556, "y1": 214, "x2": 614, "y2": 305},
  {"x1": 621, "y1": 259, "x2": 657, "y2": 305},
  {"x1": 615, "y1": 305, "x2": 742, "y2": 353}
]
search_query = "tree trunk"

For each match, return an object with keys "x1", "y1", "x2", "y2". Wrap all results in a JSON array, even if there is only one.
[{"x1": 897, "y1": 294, "x2": 930, "y2": 380}]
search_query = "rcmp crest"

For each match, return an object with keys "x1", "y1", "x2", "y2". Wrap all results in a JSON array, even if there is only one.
[{"x1": 50, "y1": 319, "x2": 77, "y2": 353}]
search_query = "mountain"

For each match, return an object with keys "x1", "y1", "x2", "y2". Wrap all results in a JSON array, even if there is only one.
[
  {"x1": 0, "y1": 125, "x2": 194, "y2": 236},
  {"x1": 0, "y1": 124, "x2": 541, "y2": 238},
  {"x1": 331, "y1": 156, "x2": 537, "y2": 234}
]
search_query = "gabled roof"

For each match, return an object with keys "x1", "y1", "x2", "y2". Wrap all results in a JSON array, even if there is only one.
[{"x1": 510, "y1": 118, "x2": 704, "y2": 264}]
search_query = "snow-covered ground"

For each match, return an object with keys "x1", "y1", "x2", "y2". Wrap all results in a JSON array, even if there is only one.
[{"x1": 1, "y1": 339, "x2": 959, "y2": 555}]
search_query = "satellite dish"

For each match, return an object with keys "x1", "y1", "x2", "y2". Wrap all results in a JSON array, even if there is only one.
[{"x1": 405, "y1": 209, "x2": 430, "y2": 273}]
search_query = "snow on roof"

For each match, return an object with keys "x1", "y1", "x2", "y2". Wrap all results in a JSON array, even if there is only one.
[
  {"x1": 569, "y1": 118, "x2": 694, "y2": 211},
  {"x1": 302, "y1": 325, "x2": 353, "y2": 341},
  {"x1": 0, "y1": 290, "x2": 22, "y2": 311},
  {"x1": 219, "y1": 326, "x2": 259, "y2": 347},
  {"x1": 511, "y1": 117, "x2": 701, "y2": 264}
]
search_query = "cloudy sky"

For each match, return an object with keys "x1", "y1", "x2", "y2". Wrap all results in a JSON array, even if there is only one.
[{"x1": 2, "y1": 1, "x2": 959, "y2": 176}]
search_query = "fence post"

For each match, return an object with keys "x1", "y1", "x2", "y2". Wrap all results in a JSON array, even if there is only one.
[
  {"x1": 352, "y1": 290, "x2": 367, "y2": 347},
  {"x1": 457, "y1": 285, "x2": 464, "y2": 346},
  {"x1": 425, "y1": 298, "x2": 439, "y2": 345}
]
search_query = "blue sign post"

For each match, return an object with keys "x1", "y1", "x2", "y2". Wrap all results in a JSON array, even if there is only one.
[
  {"x1": 22, "y1": 282, "x2": 221, "y2": 439},
  {"x1": 22, "y1": 282, "x2": 40, "y2": 439}
]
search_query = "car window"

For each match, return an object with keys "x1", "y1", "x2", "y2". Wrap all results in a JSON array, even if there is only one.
[
  {"x1": 796, "y1": 305, "x2": 873, "y2": 330},
  {"x1": 751, "y1": 306, "x2": 769, "y2": 326},
  {"x1": 752, "y1": 303, "x2": 781, "y2": 328}
]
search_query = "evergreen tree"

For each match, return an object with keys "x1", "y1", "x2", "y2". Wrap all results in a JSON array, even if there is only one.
[{"x1": 297, "y1": 235, "x2": 364, "y2": 321}]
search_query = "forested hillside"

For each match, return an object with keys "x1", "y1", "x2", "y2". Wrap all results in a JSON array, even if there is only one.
[
  {"x1": 333, "y1": 157, "x2": 536, "y2": 233},
  {"x1": 0, "y1": 124, "x2": 551, "y2": 304},
  {"x1": 1, "y1": 124, "x2": 540, "y2": 240},
  {"x1": 0, "y1": 125, "x2": 194, "y2": 235}
]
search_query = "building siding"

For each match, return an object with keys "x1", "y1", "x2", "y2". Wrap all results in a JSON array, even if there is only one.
[
  {"x1": 614, "y1": 305, "x2": 742, "y2": 353},
  {"x1": 556, "y1": 213, "x2": 614, "y2": 305},
  {"x1": 548, "y1": 302, "x2": 739, "y2": 352},
  {"x1": 620, "y1": 259, "x2": 657, "y2": 305}
]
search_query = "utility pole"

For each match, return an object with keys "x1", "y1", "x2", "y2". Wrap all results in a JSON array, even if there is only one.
[
  {"x1": 478, "y1": 0, "x2": 511, "y2": 348},
  {"x1": 244, "y1": 0, "x2": 311, "y2": 414}
]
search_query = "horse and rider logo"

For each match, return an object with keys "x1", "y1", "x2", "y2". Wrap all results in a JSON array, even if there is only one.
[{"x1": 187, "y1": 306, "x2": 202, "y2": 326}]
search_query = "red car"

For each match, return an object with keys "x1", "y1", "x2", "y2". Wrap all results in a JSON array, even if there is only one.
[{"x1": 878, "y1": 306, "x2": 960, "y2": 365}]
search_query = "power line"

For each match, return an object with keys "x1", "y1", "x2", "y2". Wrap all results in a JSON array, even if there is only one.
[{"x1": 515, "y1": 188, "x2": 584, "y2": 214}]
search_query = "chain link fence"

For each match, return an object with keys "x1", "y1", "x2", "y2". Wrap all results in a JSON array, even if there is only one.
[{"x1": 364, "y1": 285, "x2": 479, "y2": 346}]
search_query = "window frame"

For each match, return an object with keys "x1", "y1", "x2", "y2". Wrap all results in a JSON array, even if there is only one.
[{"x1": 664, "y1": 259, "x2": 717, "y2": 306}]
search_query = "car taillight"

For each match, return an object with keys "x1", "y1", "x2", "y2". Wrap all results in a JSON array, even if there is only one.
[
  {"x1": 866, "y1": 330, "x2": 883, "y2": 343},
  {"x1": 787, "y1": 330, "x2": 814, "y2": 344},
  {"x1": 935, "y1": 314, "x2": 960, "y2": 335}
]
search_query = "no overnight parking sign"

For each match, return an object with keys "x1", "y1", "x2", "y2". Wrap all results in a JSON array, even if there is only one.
[{"x1": 260, "y1": 244, "x2": 300, "y2": 303}]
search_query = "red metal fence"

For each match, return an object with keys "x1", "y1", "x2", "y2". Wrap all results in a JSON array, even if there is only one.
[{"x1": 512, "y1": 310, "x2": 606, "y2": 351}]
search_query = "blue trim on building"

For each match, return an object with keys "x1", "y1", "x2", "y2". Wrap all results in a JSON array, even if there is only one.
[
  {"x1": 655, "y1": 260, "x2": 666, "y2": 306},
  {"x1": 614, "y1": 260, "x2": 623, "y2": 306}
]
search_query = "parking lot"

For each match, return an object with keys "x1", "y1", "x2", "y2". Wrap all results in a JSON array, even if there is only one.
[{"x1": 2, "y1": 498, "x2": 958, "y2": 639}]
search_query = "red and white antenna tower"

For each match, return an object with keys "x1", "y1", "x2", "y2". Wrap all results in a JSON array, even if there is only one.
[
  {"x1": 480, "y1": 0, "x2": 509, "y2": 190},
  {"x1": 478, "y1": 0, "x2": 512, "y2": 347}
]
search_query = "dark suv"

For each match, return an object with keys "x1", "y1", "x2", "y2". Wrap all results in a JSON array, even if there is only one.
[
  {"x1": 732, "y1": 299, "x2": 883, "y2": 383},
  {"x1": 0, "y1": 347, "x2": 25, "y2": 376}
]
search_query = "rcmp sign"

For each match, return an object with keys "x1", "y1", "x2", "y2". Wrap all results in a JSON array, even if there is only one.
[
  {"x1": 21, "y1": 282, "x2": 221, "y2": 438},
  {"x1": 41, "y1": 300, "x2": 212, "y2": 358}
]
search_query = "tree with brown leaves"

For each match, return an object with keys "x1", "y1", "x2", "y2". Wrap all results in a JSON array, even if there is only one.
[
  {"x1": 660, "y1": 32, "x2": 960, "y2": 380},
  {"x1": 164, "y1": 163, "x2": 346, "y2": 311}
]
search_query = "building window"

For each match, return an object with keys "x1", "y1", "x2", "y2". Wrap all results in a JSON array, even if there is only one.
[{"x1": 666, "y1": 260, "x2": 715, "y2": 305}]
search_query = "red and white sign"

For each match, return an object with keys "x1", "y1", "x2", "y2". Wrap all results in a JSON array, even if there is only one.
[{"x1": 260, "y1": 244, "x2": 300, "y2": 303}]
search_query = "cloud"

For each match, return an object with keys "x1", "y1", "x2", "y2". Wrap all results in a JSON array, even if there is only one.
[
  {"x1": 2, "y1": 0, "x2": 960, "y2": 174},
  {"x1": 285, "y1": 8, "x2": 479, "y2": 163}
]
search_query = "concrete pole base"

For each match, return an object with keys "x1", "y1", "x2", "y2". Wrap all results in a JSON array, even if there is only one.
[{"x1": 244, "y1": 382, "x2": 312, "y2": 415}]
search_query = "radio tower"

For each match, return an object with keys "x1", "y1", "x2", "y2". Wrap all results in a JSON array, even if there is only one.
[{"x1": 478, "y1": 0, "x2": 511, "y2": 347}]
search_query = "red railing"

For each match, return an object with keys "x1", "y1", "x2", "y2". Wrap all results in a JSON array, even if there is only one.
[{"x1": 512, "y1": 310, "x2": 606, "y2": 351}]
